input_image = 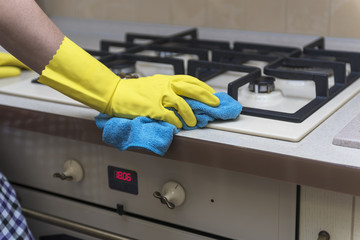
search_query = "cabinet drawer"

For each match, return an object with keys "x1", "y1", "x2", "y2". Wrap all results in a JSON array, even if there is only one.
[{"x1": 299, "y1": 186, "x2": 353, "y2": 240}]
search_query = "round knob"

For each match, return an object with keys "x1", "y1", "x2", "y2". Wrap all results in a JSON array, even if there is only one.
[
  {"x1": 153, "y1": 181, "x2": 186, "y2": 209},
  {"x1": 53, "y1": 159, "x2": 84, "y2": 182}
]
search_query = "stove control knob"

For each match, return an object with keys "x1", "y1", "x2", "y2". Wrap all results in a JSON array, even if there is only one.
[
  {"x1": 53, "y1": 159, "x2": 84, "y2": 182},
  {"x1": 153, "y1": 181, "x2": 185, "y2": 209}
]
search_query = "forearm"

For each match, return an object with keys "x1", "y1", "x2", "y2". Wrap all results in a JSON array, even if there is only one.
[{"x1": 0, "y1": 0, "x2": 64, "y2": 73}]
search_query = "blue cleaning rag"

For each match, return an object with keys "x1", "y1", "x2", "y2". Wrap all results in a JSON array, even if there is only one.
[{"x1": 95, "y1": 92, "x2": 242, "y2": 156}]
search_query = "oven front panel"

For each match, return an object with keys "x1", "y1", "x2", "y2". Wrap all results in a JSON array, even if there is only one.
[
  {"x1": 0, "y1": 127, "x2": 297, "y2": 239},
  {"x1": 16, "y1": 185, "x2": 209, "y2": 240}
]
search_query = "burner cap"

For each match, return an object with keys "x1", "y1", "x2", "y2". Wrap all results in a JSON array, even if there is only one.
[
  {"x1": 118, "y1": 72, "x2": 139, "y2": 79},
  {"x1": 248, "y1": 76, "x2": 276, "y2": 93}
]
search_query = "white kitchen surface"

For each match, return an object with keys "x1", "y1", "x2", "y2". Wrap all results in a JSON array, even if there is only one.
[
  {"x1": 1, "y1": 17, "x2": 360, "y2": 183},
  {"x1": 0, "y1": 71, "x2": 87, "y2": 107}
]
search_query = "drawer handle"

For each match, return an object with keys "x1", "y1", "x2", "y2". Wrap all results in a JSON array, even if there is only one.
[{"x1": 22, "y1": 208, "x2": 134, "y2": 240}]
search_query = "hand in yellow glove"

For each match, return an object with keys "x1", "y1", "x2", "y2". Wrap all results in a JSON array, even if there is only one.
[
  {"x1": 0, "y1": 52, "x2": 30, "y2": 78},
  {"x1": 39, "y1": 37, "x2": 220, "y2": 128}
]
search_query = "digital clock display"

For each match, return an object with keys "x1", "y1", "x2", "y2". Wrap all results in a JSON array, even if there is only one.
[{"x1": 108, "y1": 166, "x2": 138, "y2": 195}]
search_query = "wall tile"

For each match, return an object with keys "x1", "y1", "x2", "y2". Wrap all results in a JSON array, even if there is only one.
[
  {"x1": 207, "y1": 0, "x2": 245, "y2": 29},
  {"x1": 330, "y1": 0, "x2": 360, "y2": 38},
  {"x1": 39, "y1": 0, "x2": 138, "y2": 22},
  {"x1": 134, "y1": 0, "x2": 171, "y2": 24},
  {"x1": 99, "y1": 0, "x2": 138, "y2": 22},
  {"x1": 287, "y1": 0, "x2": 331, "y2": 36},
  {"x1": 244, "y1": 0, "x2": 287, "y2": 33},
  {"x1": 41, "y1": 0, "x2": 103, "y2": 19},
  {"x1": 37, "y1": 0, "x2": 73, "y2": 18},
  {"x1": 35, "y1": 0, "x2": 46, "y2": 10},
  {"x1": 37, "y1": 0, "x2": 360, "y2": 39},
  {"x1": 170, "y1": 0, "x2": 208, "y2": 27}
]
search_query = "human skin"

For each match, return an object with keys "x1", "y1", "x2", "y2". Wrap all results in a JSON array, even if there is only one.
[{"x1": 0, "y1": 0, "x2": 64, "y2": 73}]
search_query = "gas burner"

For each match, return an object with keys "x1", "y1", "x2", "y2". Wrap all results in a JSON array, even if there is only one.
[
  {"x1": 248, "y1": 76, "x2": 275, "y2": 93},
  {"x1": 110, "y1": 65, "x2": 135, "y2": 75},
  {"x1": 107, "y1": 59, "x2": 136, "y2": 76},
  {"x1": 117, "y1": 72, "x2": 139, "y2": 79},
  {"x1": 157, "y1": 51, "x2": 181, "y2": 58}
]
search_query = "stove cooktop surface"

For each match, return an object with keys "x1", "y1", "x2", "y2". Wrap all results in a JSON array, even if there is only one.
[{"x1": 1, "y1": 28, "x2": 360, "y2": 142}]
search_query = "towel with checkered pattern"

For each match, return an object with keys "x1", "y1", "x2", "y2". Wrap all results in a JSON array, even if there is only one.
[{"x1": 0, "y1": 172, "x2": 34, "y2": 240}]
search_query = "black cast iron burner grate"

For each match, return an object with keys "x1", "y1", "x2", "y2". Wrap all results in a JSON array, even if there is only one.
[
  {"x1": 238, "y1": 37, "x2": 360, "y2": 122},
  {"x1": 202, "y1": 38, "x2": 360, "y2": 122},
  {"x1": 228, "y1": 55, "x2": 347, "y2": 122},
  {"x1": 94, "y1": 31, "x2": 360, "y2": 123},
  {"x1": 32, "y1": 28, "x2": 360, "y2": 123},
  {"x1": 96, "y1": 28, "x2": 233, "y2": 79}
]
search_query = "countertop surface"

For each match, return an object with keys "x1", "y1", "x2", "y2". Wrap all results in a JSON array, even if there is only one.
[{"x1": 1, "y1": 17, "x2": 360, "y2": 196}]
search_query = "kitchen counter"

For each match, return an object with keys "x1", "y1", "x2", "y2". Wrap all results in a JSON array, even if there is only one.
[{"x1": 1, "y1": 17, "x2": 360, "y2": 196}]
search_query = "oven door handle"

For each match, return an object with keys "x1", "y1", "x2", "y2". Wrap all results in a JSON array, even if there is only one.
[{"x1": 22, "y1": 208, "x2": 135, "y2": 240}]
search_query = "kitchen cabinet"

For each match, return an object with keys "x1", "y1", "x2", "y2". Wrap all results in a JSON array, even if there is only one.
[
  {"x1": 299, "y1": 186, "x2": 354, "y2": 240},
  {"x1": 351, "y1": 197, "x2": 360, "y2": 240}
]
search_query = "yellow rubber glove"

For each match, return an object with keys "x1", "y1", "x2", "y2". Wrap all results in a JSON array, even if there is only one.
[
  {"x1": 39, "y1": 37, "x2": 220, "y2": 128},
  {"x1": 0, "y1": 52, "x2": 30, "y2": 78}
]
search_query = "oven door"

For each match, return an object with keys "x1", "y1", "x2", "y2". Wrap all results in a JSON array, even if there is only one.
[
  {"x1": 16, "y1": 185, "x2": 216, "y2": 240},
  {"x1": 25, "y1": 209, "x2": 132, "y2": 240}
]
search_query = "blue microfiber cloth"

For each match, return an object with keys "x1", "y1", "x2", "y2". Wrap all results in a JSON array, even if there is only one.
[{"x1": 95, "y1": 92, "x2": 242, "y2": 156}]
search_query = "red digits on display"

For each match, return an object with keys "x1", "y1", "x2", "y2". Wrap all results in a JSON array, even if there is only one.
[{"x1": 116, "y1": 171, "x2": 131, "y2": 182}]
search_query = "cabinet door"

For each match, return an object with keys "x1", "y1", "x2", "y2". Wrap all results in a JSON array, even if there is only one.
[
  {"x1": 351, "y1": 197, "x2": 360, "y2": 239},
  {"x1": 299, "y1": 186, "x2": 353, "y2": 240}
]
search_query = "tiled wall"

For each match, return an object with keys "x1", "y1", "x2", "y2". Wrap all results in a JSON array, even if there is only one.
[{"x1": 36, "y1": 0, "x2": 360, "y2": 39}]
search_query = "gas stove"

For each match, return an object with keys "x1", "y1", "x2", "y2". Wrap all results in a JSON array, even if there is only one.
[
  {"x1": 1, "y1": 28, "x2": 360, "y2": 142},
  {"x1": 2, "y1": 20, "x2": 360, "y2": 240}
]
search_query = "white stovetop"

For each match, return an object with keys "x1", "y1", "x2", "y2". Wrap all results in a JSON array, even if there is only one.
[{"x1": 1, "y1": 17, "x2": 360, "y2": 179}]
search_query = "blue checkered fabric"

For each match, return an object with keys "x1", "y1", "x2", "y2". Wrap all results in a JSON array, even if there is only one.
[{"x1": 0, "y1": 172, "x2": 34, "y2": 240}]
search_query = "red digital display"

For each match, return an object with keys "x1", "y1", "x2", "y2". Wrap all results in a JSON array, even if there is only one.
[
  {"x1": 116, "y1": 170, "x2": 132, "y2": 182},
  {"x1": 108, "y1": 166, "x2": 138, "y2": 195}
]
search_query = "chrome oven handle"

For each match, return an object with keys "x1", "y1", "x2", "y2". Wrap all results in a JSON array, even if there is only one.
[{"x1": 22, "y1": 208, "x2": 134, "y2": 240}]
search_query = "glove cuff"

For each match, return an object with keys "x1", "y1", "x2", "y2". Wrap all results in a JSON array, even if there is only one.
[{"x1": 39, "y1": 37, "x2": 120, "y2": 112}]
